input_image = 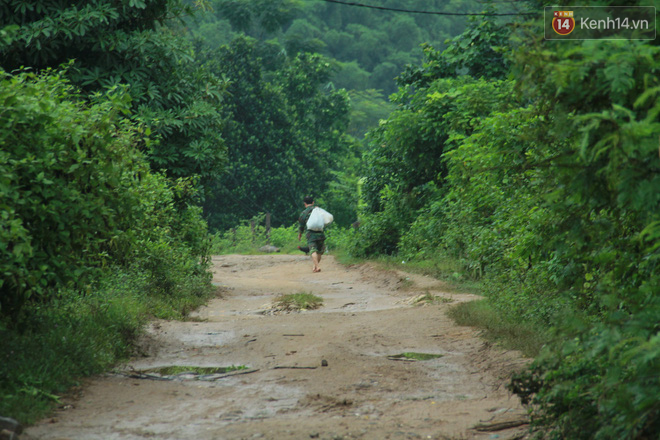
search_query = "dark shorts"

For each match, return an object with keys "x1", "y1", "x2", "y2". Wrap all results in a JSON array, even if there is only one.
[{"x1": 308, "y1": 238, "x2": 326, "y2": 255}]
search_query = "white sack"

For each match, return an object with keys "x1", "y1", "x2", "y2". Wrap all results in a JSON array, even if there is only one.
[{"x1": 306, "y1": 207, "x2": 333, "y2": 231}]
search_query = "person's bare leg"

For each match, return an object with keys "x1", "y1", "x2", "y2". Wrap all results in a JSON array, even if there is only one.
[{"x1": 312, "y1": 252, "x2": 321, "y2": 272}]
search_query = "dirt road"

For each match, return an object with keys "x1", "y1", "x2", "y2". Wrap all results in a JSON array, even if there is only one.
[{"x1": 25, "y1": 254, "x2": 529, "y2": 440}]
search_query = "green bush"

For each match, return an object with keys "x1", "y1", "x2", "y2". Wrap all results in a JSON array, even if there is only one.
[
  {"x1": 0, "y1": 66, "x2": 215, "y2": 423},
  {"x1": 210, "y1": 215, "x2": 271, "y2": 254},
  {"x1": 0, "y1": 68, "x2": 214, "y2": 324},
  {"x1": 268, "y1": 224, "x2": 300, "y2": 251},
  {"x1": 398, "y1": 191, "x2": 445, "y2": 262},
  {"x1": 0, "y1": 68, "x2": 147, "y2": 321},
  {"x1": 504, "y1": 30, "x2": 660, "y2": 439},
  {"x1": 349, "y1": 184, "x2": 420, "y2": 257},
  {"x1": 511, "y1": 296, "x2": 660, "y2": 440},
  {"x1": 123, "y1": 175, "x2": 213, "y2": 298}
]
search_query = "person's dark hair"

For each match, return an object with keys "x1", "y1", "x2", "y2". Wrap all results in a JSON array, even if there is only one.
[{"x1": 303, "y1": 196, "x2": 314, "y2": 205}]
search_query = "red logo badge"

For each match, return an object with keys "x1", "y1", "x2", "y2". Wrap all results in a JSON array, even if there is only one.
[{"x1": 552, "y1": 11, "x2": 575, "y2": 35}]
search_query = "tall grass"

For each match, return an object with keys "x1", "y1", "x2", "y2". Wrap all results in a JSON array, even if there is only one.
[
  {"x1": 447, "y1": 300, "x2": 548, "y2": 358},
  {"x1": 0, "y1": 267, "x2": 214, "y2": 424}
]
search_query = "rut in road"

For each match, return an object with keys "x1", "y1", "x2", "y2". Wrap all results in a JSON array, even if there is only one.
[{"x1": 24, "y1": 254, "x2": 530, "y2": 440}]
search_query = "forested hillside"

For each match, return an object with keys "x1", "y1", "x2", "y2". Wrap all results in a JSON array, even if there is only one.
[
  {"x1": 188, "y1": 0, "x2": 476, "y2": 93},
  {"x1": 185, "y1": 0, "x2": 499, "y2": 140},
  {"x1": 186, "y1": 0, "x2": 504, "y2": 230}
]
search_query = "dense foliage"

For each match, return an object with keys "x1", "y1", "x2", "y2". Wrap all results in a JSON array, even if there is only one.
[
  {"x1": 200, "y1": 36, "x2": 356, "y2": 230},
  {"x1": 190, "y1": 0, "x2": 476, "y2": 93},
  {"x1": 354, "y1": 15, "x2": 512, "y2": 257},
  {"x1": 0, "y1": 66, "x2": 215, "y2": 421},
  {"x1": 1, "y1": 0, "x2": 227, "y2": 184},
  {"x1": 185, "y1": 0, "x2": 502, "y2": 231},
  {"x1": 1, "y1": 68, "x2": 135, "y2": 319},
  {"x1": 0, "y1": 66, "x2": 211, "y2": 321},
  {"x1": 352, "y1": 2, "x2": 660, "y2": 438}
]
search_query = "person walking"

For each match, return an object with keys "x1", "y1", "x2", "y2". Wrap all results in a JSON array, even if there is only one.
[{"x1": 298, "y1": 196, "x2": 326, "y2": 273}]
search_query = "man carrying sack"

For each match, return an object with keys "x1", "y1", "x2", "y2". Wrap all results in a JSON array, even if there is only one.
[{"x1": 298, "y1": 196, "x2": 333, "y2": 273}]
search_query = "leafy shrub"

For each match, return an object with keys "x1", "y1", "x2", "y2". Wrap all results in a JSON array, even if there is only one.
[
  {"x1": 0, "y1": 65, "x2": 215, "y2": 423},
  {"x1": 349, "y1": 211, "x2": 401, "y2": 257},
  {"x1": 398, "y1": 189, "x2": 445, "y2": 262},
  {"x1": 268, "y1": 224, "x2": 299, "y2": 251},
  {"x1": 504, "y1": 30, "x2": 660, "y2": 439},
  {"x1": 123, "y1": 175, "x2": 213, "y2": 298},
  {"x1": 349, "y1": 183, "x2": 422, "y2": 257},
  {"x1": 0, "y1": 68, "x2": 146, "y2": 321},
  {"x1": 210, "y1": 215, "x2": 271, "y2": 254},
  {"x1": 0, "y1": 67, "x2": 214, "y2": 324},
  {"x1": 511, "y1": 296, "x2": 660, "y2": 440}
]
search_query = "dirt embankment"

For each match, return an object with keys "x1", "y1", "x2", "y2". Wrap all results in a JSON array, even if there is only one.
[{"x1": 25, "y1": 254, "x2": 530, "y2": 440}]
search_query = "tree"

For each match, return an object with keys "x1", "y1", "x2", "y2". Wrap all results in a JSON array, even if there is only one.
[
  {"x1": 0, "y1": 0, "x2": 227, "y2": 185},
  {"x1": 200, "y1": 36, "x2": 352, "y2": 230},
  {"x1": 213, "y1": 0, "x2": 301, "y2": 38}
]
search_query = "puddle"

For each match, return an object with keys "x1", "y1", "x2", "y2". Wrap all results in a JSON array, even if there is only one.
[
  {"x1": 143, "y1": 366, "x2": 246, "y2": 376},
  {"x1": 387, "y1": 352, "x2": 444, "y2": 361},
  {"x1": 119, "y1": 365, "x2": 256, "y2": 381},
  {"x1": 169, "y1": 329, "x2": 236, "y2": 346}
]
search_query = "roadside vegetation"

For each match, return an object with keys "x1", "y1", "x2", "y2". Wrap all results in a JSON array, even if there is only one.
[
  {"x1": 447, "y1": 301, "x2": 546, "y2": 358},
  {"x1": 346, "y1": 3, "x2": 660, "y2": 439},
  {"x1": 0, "y1": 67, "x2": 216, "y2": 423}
]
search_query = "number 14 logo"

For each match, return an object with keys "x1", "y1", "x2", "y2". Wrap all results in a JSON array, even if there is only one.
[{"x1": 553, "y1": 11, "x2": 575, "y2": 35}]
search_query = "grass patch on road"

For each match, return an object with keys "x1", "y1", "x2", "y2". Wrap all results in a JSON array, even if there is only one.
[
  {"x1": 274, "y1": 292, "x2": 324, "y2": 311},
  {"x1": 388, "y1": 352, "x2": 444, "y2": 361}
]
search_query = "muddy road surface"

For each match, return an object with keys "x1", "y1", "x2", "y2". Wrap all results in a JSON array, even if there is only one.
[{"x1": 25, "y1": 254, "x2": 529, "y2": 440}]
